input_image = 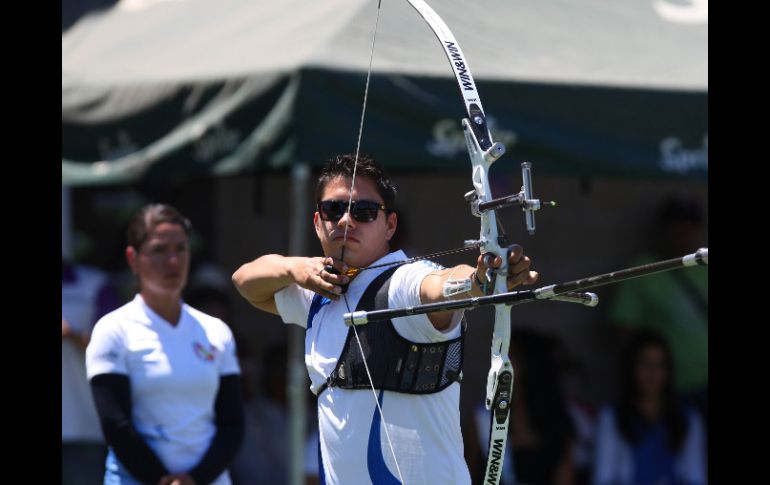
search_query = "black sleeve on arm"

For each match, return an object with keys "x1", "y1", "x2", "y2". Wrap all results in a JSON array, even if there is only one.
[
  {"x1": 189, "y1": 374, "x2": 246, "y2": 484},
  {"x1": 90, "y1": 373, "x2": 169, "y2": 484}
]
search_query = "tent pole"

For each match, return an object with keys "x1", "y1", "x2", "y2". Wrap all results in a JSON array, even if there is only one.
[{"x1": 288, "y1": 162, "x2": 310, "y2": 485}]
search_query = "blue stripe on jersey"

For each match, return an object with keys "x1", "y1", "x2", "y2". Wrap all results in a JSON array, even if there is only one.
[
  {"x1": 318, "y1": 433, "x2": 327, "y2": 485},
  {"x1": 307, "y1": 294, "x2": 331, "y2": 330},
  {"x1": 367, "y1": 389, "x2": 401, "y2": 484}
]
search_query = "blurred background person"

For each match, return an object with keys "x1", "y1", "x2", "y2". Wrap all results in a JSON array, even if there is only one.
[
  {"x1": 608, "y1": 194, "x2": 708, "y2": 423},
  {"x1": 467, "y1": 329, "x2": 577, "y2": 485},
  {"x1": 185, "y1": 263, "x2": 235, "y2": 324},
  {"x1": 62, "y1": 258, "x2": 121, "y2": 485},
  {"x1": 229, "y1": 344, "x2": 292, "y2": 485},
  {"x1": 592, "y1": 330, "x2": 706, "y2": 485},
  {"x1": 185, "y1": 262, "x2": 270, "y2": 485},
  {"x1": 86, "y1": 203, "x2": 245, "y2": 484},
  {"x1": 552, "y1": 337, "x2": 597, "y2": 485}
]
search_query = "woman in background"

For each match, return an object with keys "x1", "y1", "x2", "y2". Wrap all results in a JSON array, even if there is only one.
[
  {"x1": 593, "y1": 330, "x2": 706, "y2": 485},
  {"x1": 86, "y1": 203, "x2": 244, "y2": 484}
]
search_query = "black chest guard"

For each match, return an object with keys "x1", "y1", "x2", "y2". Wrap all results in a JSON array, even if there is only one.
[{"x1": 315, "y1": 266, "x2": 465, "y2": 396}]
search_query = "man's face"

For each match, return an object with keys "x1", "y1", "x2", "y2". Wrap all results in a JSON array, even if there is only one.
[{"x1": 314, "y1": 176, "x2": 397, "y2": 268}]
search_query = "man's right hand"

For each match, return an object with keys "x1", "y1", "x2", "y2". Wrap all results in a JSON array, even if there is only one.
[
  {"x1": 292, "y1": 257, "x2": 349, "y2": 301},
  {"x1": 233, "y1": 254, "x2": 349, "y2": 314}
]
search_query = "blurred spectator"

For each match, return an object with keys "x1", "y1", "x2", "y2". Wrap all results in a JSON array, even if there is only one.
[
  {"x1": 86, "y1": 203, "x2": 244, "y2": 484},
  {"x1": 467, "y1": 329, "x2": 576, "y2": 485},
  {"x1": 566, "y1": 399, "x2": 597, "y2": 485},
  {"x1": 186, "y1": 262, "x2": 235, "y2": 321},
  {"x1": 62, "y1": 259, "x2": 121, "y2": 485},
  {"x1": 593, "y1": 331, "x2": 706, "y2": 485},
  {"x1": 229, "y1": 344, "x2": 291, "y2": 485},
  {"x1": 553, "y1": 338, "x2": 598, "y2": 485},
  {"x1": 609, "y1": 194, "x2": 707, "y2": 421}
]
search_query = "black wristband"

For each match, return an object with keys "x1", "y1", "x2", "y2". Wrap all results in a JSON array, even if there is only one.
[{"x1": 473, "y1": 271, "x2": 490, "y2": 294}]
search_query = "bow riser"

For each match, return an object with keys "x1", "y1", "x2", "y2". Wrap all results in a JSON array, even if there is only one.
[{"x1": 461, "y1": 103, "x2": 515, "y2": 485}]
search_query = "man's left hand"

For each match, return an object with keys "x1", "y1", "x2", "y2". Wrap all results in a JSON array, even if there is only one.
[{"x1": 475, "y1": 244, "x2": 538, "y2": 291}]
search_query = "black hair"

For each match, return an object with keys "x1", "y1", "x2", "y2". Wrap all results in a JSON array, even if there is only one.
[
  {"x1": 616, "y1": 330, "x2": 688, "y2": 451},
  {"x1": 315, "y1": 153, "x2": 397, "y2": 211},
  {"x1": 126, "y1": 203, "x2": 192, "y2": 250}
]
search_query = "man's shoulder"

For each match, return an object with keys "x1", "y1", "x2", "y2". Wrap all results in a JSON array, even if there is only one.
[
  {"x1": 386, "y1": 260, "x2": 445, "y2": 300},
  {"x1": 393, "y1": 259, "x2": 443, "y2": 279}
]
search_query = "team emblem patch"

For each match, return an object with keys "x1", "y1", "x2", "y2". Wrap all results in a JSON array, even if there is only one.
[{"x1": 193, "y1": 342, "x2": 217, "y2": 362}]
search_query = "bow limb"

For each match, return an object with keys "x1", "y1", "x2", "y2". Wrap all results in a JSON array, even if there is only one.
[
  {"x1": 404, "y1": 0, "x2": 502, "y2": 155},
  {"x1": 402, "y1": 2, "x2": 513, "y2": 483}
]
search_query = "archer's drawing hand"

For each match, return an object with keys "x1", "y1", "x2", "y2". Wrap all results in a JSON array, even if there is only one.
[{"x1": 292, "y1": 256, "x2": 349, "y2": 301}]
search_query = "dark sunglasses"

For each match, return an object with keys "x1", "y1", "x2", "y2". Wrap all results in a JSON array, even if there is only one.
[{"x1": 317, "y1": 199, "x2": 387, "y2": 223}]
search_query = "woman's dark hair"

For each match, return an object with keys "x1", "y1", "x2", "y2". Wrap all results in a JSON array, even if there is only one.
[
  {"x1": 126, "y1": 203, "x2": 192, "y2": 250},
  {"x1": 616, "y1": 330, "x2": 688, "y2": 451},
  {"x1": 315, "y1": 153, "x2": 397, "y2": 211}
]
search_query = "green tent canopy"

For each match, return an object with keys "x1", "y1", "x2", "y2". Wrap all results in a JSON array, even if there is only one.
[{"x1": 62, "y1": 0, "x2": 707, "y2": 185}]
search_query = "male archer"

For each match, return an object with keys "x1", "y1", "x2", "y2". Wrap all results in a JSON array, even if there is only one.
[{"x1": 232, "y1": 153, "x2": 538, "y2": 484}]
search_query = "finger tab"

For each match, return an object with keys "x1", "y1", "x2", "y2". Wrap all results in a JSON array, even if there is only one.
[{"x1": 324, "y1": 264, "x2": 339, "y2": 275}]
